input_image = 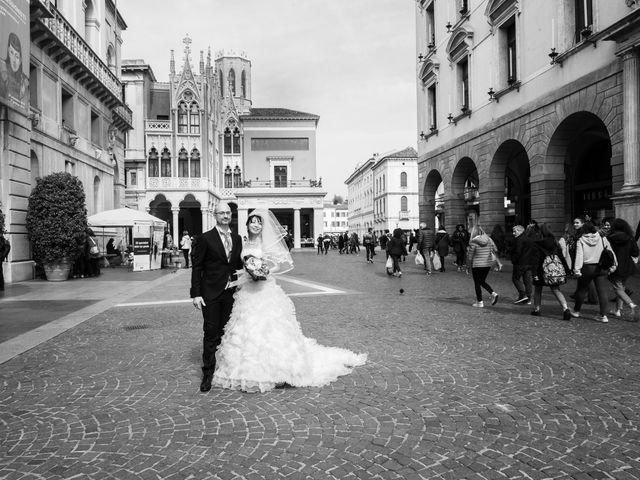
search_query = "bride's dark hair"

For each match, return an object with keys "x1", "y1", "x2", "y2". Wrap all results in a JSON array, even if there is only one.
[{"x1": 246, "y1": 214, "x2": 263, "y2": 227}]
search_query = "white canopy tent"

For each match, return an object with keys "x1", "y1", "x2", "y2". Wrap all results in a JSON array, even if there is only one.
[{"x1": 87, "y1": 207, "x2": 166, "y2": 228}]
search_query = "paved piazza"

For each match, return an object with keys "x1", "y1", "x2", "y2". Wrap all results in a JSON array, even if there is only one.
[{"x1": 1, "y1": 250, "x2": 640, "y2": 479}]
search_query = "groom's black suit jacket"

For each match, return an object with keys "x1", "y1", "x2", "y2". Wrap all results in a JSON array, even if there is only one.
[{"x1": 190, "y1": 227, "x2": 243, "y2": 301}]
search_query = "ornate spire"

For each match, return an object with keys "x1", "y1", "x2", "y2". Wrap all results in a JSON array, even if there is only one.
[
  {"x1": 170, "y1": 49, "x2": 175, "y2": 75},
  {"x1": 183, "y1": 34, "x2": 192, "y2": 65},
  {"x1": 200, "y1": 50, "x2": 204, "y2": 74}
]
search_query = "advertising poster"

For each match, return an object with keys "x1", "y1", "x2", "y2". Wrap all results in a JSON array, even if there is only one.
[
  {"x1": 132, "y1": 221, "x2": 151, "y2": 272},
  {"x1": 150, "y1": 225, "x2": 164, "y2": 270},
  {"x1": 0, "y1": 0, "x2": 29, "y2": 113}
]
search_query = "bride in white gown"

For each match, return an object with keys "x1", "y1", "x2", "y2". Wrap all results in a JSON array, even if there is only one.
[{"x1": 212, "y1": 209, "x2": 367, "y2": 393}]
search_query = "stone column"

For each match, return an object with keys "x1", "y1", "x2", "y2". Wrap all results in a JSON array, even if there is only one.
[
  {"x1": 313, "y1": 207, "x2": 324, "y2": 238},
  {"x1": 171, "y1": 207, "x2": 180, "y2": 247},
  {"x1": 622, "y1": 48, "x2": 640, "y2": 189},
  {"x1": 293, "y1": 208, "x2": 301, "y2": 249},
  {"x1": 201, "y1": 208, "x2": 208, "y2": 233}
]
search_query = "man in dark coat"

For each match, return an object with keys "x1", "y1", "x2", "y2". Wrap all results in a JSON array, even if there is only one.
[
  {"x1": 0, "y1": 234, "x2": 10, "y2": 290},
  {"x1": 190, "y1": 202, "x2": 243, "y2": 393},
  {"x1": 416, "y1": 222, "x2": 435, "y2": 275}
]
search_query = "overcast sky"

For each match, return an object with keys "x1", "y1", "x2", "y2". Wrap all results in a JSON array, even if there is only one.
[{"x1": 119, "y1": 0, "x2": 418, "y2": 199}]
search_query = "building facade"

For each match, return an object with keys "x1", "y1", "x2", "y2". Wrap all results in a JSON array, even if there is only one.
[
  {"x1": 416, "y1": 0, "x2": 640, "y2": 234},
  {"x1": 345, "y1": 147, "x2": 419, "y2": 238},
  {"x1": 1, "y1": 0, "x2": 131, "y2": 283},
  {"x1": 322, "y1": 202, "x2": 349, "y2": 235},
  {"x1": 122, "y1": 41, "x2": 326, "y2": 248}
]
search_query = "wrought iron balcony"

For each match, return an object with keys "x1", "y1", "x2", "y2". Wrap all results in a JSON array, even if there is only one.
[{"x1": 30, "y1": 0, "x2": 124, "y2": 109}]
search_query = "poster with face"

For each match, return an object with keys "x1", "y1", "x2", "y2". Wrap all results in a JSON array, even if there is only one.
[{"x1": 0, "y1": 0, "x2": 29, "y2": 113}]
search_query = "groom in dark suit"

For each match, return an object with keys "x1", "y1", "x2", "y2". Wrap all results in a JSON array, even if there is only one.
[{"x1": 190, "y1": 202, "x2": 243, "y2": 392}]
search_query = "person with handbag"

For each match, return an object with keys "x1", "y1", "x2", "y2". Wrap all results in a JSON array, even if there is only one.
[
  {"x1": 606, "y1": 218, "x2": 639, "y2": 321},
  {"x1": 86, "y1": 228, "x2": 102, "y2": 277},
  {"x1": 467, "y1": 225, "x2": 499, "y2": 308},
  {"x1": 572, "y1": 223, "x2": 618, "y2": 323},
  {"x1": 386, "y1": 228, "x2": 407, "y2": 277}
]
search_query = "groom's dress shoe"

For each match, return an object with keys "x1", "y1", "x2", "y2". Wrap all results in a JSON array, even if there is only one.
[{"x1": 200, "y1": 374, "x2": 213, "y2": 393}]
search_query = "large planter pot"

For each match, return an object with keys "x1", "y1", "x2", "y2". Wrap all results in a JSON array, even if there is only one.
[{"x1": 43, "y1": 257, "x2": 72, "y2": 282}]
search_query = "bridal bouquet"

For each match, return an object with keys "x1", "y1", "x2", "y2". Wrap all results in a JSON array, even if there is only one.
[{"x1": 243, "y1": 254, "x2": 270, "y2": 281}]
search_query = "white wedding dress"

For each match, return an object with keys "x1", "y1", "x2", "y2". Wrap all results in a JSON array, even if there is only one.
[{"x1": 212, "y1": 244, "x2": 367, "y2": 393}]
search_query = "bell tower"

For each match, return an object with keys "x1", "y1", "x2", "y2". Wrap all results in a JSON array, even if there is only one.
[{"x1": 215, "y1": 50, "x2": 252, "y2": 114}]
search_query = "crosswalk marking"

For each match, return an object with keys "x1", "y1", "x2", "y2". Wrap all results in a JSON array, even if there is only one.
[{"x1": 115, "y1": 277, "x2": 348, "y2": 307}]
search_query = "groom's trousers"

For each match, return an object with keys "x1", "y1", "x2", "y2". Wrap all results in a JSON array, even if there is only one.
[{"x1": 201, "y1": 288, "x2": 235, "y2": 376}]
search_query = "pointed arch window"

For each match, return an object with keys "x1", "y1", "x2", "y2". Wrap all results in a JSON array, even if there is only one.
[
  {"x1": 400, "y1": 172, "x2": 408, "y2": 187},
  {"x1": 224, "y1": 165, "x2": 232, "y2": 188},
  {"x1": 189, "y1": 102, "x2": 200, "y2": 134},
  {"x1": 224, "y1": 127, "x2": 232, "y2": 154},
  {"x1": 190, "y1": 148, "x2": 201, "y2": 177},
  {"x1": 178, "y1": 147, "x2": 189, "y2": 177},
  {"x1": 232, "y1": 127, "x2": 241, "y2": 153},
  {"x1": 219, "y1": 70, "x2": 224, "y2": 97},
  {"x1": 228, "y1": 69, "x2": 236, "y2": 96},
  {"x1": 241, "y1": 70, "x2": 247, "y2": 97},
  {"x1": 233, "y1": 165, "x2": 242, "y2": 188},
  {"x1": 148, "y1": 147, "x2": 159, "y2": 177},
  {"x1": 177, "y1": 102, "x2": 188, "y2": 133},
  {"x1": 160, "y1": 147, "x2": 171, "y2": 177}
]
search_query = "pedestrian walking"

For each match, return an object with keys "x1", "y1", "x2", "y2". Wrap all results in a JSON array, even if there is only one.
[
  {"x1": 467, "y1": 225, "x2": 499, "y2": 308},
  {"x1": 363, "y1": 227, "x2": 375, "y2": 263},
  {"x1": 190, "y1": 202, "x2": 244, "y2": 393},
  {"x1": 569, "y1": 216, "x2": 599, "y2": 304},
  {"x1": 572, "y1": 223, "x2": 618, "y2": 323},
  {"x1": 322, "y1": 233, "x2": 331, "y2": 255},
  {"x1": 416, "y1": 222, "x2": 435, "y2": 275},
  {"x1": 606, "y1": 218, "x2": 639, "y2": 321},
  {"x1": 434, "y1": 226, "x2": 450, "y2": 272},
  {"x1": 0, "y1": 233, "x2": 10, "y2": 290},
  {"x1": 510, "y1": 225, "x2": 532, "y2": 304},
  {"x1": 180, "y1": 231, "x2": 192, "y2": 268},
  {"x1": 387, "y1": 228, "x2": 407, "y2": 277},
  {"x1": 530, "y1": 224, "x2": 576, "y2": 320},
  {"x1": 316, "y1": 234, "x2": 323, "y2": 255},
  {"x1": 338, "y1": 232, "x2": 345, "y2": 254},
  {"x1": 452, "y1": 224, "x2": 469, "y2": 271}
]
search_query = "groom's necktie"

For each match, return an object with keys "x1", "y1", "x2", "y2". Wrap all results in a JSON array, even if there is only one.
[{"x1": 222, "y1": 231, "x2": 232, "y2": 260}]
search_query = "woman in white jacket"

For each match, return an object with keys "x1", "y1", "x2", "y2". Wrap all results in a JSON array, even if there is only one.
[{"x1": 573, "y1": 223, "x2": 617, "y2": 323}]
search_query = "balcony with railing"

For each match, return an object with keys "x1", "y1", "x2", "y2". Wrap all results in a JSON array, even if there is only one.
[
  {"x1": 147, "y1": 177, "x2": 208, "y2": 190},
  {"x1": 398, "y1": 210, "x2": 410, "y2": 220},
  {"x1": 30, "y1": 0, "x2": 124, "y2": 108},
  {"x1": 113, "y1": 105, "x2": 133, "y2": 131},
  {"x1": 145, "y1": 120, "x2": 172, "y2": 131},
  {"x1": 237, "y1": 178, "x2": 324, "y2": 188}
]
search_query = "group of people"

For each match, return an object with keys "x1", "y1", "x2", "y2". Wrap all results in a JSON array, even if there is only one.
[
  {"x1": 190, "y1": 203, "x2": 366, "y2": 394},
  {"x1": 506, "y1": 216, "x2": 639, "y2": 322},
  {"x1": 71, "y1": 228, "x2": 105, "y2": 279}
]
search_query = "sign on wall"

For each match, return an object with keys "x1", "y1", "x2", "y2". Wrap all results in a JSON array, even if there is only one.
[{"x1": 0, "y1": 0, "x2": 29, "y2": 113}]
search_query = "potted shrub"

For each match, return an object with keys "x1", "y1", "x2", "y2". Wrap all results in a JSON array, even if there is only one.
[{"x1": 26, "y1": 172, "x2": 88, "y2": 281}]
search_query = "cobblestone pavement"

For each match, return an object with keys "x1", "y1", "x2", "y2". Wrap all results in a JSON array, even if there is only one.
[{"x1": 1, "y1": 250, "x2": 640, "y2": 479}]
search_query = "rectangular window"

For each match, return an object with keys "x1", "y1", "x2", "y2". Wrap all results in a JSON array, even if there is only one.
[
  {"x1": 506, "y1": 19, "x2": 517, "y2": 83},
  {"x1": 427, "y1": 84, "x2": 437, "y2": 130},
  {"x1": 457, "y1": 58, "x2": 469, "y2": 110},
  {"x1": 91, "y1": 110, "x2": 101, "y2": 146},
  {"x1": 224, "y1": 132, "x2": 232, "y2": 154},
  {"x1": 130, "y1": 170, "x2": 137, "y2": 186},
  {"x1": 251, "y1": 138, "x2": 309, "y2": 151},
  {"x1": 61, "y1": 88, "x2": 74, "y2": 130},
  {"x1": 29, "y1": 64, "x2": 38, "y2": 108},
  {"x1": 575, "y1": 0, "x2": 593, "y2": 41},
  {"x1": 233, "y1": 132, "x2": 241, "y2": 153},
  {"x1": 426, "y1": 2, "x2": 435, "y2": 47},
  {"x1": 274, "y1": 166, "x2": 288, "y2": 187}
]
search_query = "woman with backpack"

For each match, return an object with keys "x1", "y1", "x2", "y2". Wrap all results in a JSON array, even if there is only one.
[
  {"x1": 606, "y1": 218, "x2": 639, "y2": 321},
  {"x1": 530, "y1": 224, "x2": 576, "y2": 320}
]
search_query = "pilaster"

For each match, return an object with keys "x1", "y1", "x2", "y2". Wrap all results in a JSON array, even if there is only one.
[{"x1": 622, "y1": 48, "x2": 640, "y2": 189}]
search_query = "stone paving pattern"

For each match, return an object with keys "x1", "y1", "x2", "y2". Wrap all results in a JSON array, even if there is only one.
[{"x1": 1, "y1": 250, "x2": 640, "y2": 479}]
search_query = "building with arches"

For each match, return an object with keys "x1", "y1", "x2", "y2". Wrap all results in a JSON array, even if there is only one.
[
  {"x1": 345, "y1": 147, "x2": 419, "y2": 238},
  {"x1": 122, "y1": 40, "x2": 326, "y2": 248},
  {"x1": 415, "y1": 0, "x2": 640, "y2": 236},
  {"x1": 0, "y1": 0, "x2": 131, "y2": 283}
]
